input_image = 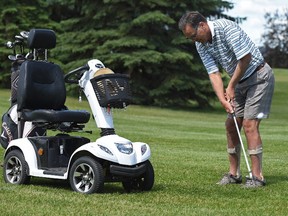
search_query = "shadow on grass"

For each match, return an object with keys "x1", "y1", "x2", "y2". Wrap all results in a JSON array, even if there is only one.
[
  {"x1": 265, "y1": 175, "x2": 288, "y2": 185},
  {"x1": 145, "y1": 103, "x2": 225, "y2": 115},
  {"x1": 28, "y1": 178, "x2": 164, "y2": 194}
]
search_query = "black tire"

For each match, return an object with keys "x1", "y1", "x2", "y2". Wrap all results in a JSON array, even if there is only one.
[
  {"x1": 69, "y1": 156, "x2": 104, "y2": 194},
  {"x1": 3, "y1": 150, "x2": 31, "y2": 184},
  {"x1": 122, "y1": 160, "x2": 154, "y2": 193}
]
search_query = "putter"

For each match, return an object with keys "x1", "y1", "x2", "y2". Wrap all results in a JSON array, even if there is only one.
[{"x1": 232, "y1": 112, "x2": 253, "y2": 178}]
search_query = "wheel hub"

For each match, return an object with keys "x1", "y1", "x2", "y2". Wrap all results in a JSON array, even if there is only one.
[
  {"x1": 13, "y1": 166, "x2": 20, "y2": 174},
  {"x1": 82, "y1": 173, "x2": 91, "y2": 182}
]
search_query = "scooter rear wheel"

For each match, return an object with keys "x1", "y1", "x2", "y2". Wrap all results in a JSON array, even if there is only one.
[
  {"x1": 3, "y1": 150, "x2": 31, "y2": 185},
  {"x1": 69, "y1": 156, "x2": 104, "y2": 194}
]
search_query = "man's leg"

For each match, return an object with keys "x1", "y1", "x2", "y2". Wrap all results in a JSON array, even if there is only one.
[
  {"x1": 226, "y1": 117, "x2": 242, "y2": 177},
  {"x1": 237, "y1": 63, "x2": 274, "y2": 187},
  {"x1": 217, "y1": 116, "x2": 243, "y2": 185},
  {"x1": 242, "y1": 119, "x2": 263, "y2": 179}
]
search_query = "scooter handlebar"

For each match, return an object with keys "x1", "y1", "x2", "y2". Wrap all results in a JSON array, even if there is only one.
[{"x1": 64, "y1": 65, "x2": 89, "y2": 84}]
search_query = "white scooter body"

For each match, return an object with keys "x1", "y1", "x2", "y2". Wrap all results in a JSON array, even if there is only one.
[
  {"x1": 6, "y1": 135, "x2": 151, "y2": 180},
  {"x1": 75, "y1": 59, "x2": 152, "y2": 166},
  {"x1": 4, "y1": 59, "x2": 154, "y2": 193}
]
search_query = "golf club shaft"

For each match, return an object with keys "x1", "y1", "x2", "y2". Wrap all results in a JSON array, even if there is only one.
[{"x1": 232, "y1": 113, "x2": 252, "y2": 178}]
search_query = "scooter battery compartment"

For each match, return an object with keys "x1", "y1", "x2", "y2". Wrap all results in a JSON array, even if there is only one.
[{"x1": 29, "y1": 135, "x2": 90, "y2": 169}]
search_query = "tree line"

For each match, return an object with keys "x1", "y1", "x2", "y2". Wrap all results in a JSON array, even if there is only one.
[
  {"x1": 0, "y1": 1, "x2": 286, "y2": 108},
  {"x1": 261, "y1": 9, "x2": 288, "y2": 68}
]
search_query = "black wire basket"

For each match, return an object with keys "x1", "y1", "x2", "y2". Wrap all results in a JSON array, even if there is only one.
[{"x1": 90, "y1": 74, "x2": 132, "y2": 108}]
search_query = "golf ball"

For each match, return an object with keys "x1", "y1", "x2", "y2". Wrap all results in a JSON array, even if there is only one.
[{"x1": 257, "y1": 112, "x2": 264, "y2": 119}]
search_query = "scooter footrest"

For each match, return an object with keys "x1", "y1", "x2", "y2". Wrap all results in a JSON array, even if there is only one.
[
  {"x1": 43, "y1": 167, "x2": 67, "y2": 176},
  {"x1": 57, "y1": 122, "x2": 86, "y2": 132}
]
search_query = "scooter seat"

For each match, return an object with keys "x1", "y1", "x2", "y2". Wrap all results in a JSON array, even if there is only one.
[{"x1": 20, "y1": 109, "x2": 90, "y2": 123}]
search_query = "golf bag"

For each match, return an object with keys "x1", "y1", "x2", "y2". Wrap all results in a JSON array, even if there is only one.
[
  {"x1": 0, "y1": 55, "x2": 46, "y2": 149},
  {"x1": 10, "y1": 59, "x2": 23, "y2": 105},
  {"x1": 1, "y1": 60, "x2": 21, "y2": 149},
  {"x1": 0, "y1": 106, "x2": 17, "y2": 149}
]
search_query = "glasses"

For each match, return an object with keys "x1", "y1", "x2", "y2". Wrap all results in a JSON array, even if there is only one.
[{"x1": 186, "y1": 25, "x2": 198, "y2": 40}]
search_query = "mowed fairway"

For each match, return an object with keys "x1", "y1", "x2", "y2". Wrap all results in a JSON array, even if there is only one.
[{"x1": 0, "y1": 68, "x2": 287, "y2": 216}]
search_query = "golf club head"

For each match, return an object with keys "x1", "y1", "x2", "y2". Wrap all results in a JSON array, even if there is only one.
[
  {"x1": 20, "y1": 31, "x2": 29, "y2": 39},
  {"x1": 15, "y1": 35, "x2": 24, "y2": 41},
  {"x1": 14, "y1": 40, "x2": 23, "y2": 46},
  {"x1": 6, "y1": 41, "x2": 14, "y2": 48},
  {"x1": 8, "y1": 55, "x2": 17, "y2": 61},
  {"x1": 16, "y1": 54, "x2": 24, "y2": 59}
]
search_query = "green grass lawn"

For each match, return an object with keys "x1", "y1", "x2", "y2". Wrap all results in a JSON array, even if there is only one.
[{"x1": 0, "y1": 68, "x2": 287, "y2": 216}]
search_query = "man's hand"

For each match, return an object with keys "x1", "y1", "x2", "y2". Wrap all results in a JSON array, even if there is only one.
[
  {"x1": 225, "y1": 85, "x2": 235, "y2": 103},
  {"x1": 225, "y1": 86, "x2": 235, "y2": 113},
  {"x1": 224, "y1": 53, "x2": 251, "y2": 112},
  {"x1": 221, "y1": 98, "x2": 234, "y2": 113},
  {"x1": 209, "y1": 72, "x2": 235, "y2": 114}
]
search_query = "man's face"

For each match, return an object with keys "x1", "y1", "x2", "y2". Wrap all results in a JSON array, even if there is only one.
[{"x1": 182, "y1": 23, "x2": 207, "y2": 43}]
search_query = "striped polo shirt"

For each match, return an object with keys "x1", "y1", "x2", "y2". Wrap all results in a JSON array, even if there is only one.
[{"x1": 196, "y1": 19, "x2": 264, "y2": 80}]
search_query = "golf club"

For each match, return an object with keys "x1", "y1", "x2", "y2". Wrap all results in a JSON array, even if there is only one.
[
  {"x1": 20, "y1": 31, "x2": 29, "y2": 39},
  {"x1": 8, "y1": 55, "x2": 17, "y2": 61},
  {"x1": 6, "y1": 41, "x2": 14, "y2": 48},
  {"x1": 232, "y1": 112, "x2": 253, "y2": 178},
  {"x1": 15, "y1": 35, "x2": 24, "y2": 41}
]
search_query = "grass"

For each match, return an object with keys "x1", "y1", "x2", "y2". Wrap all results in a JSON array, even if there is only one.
[{"x1": 0, "y1": 68, "x2": 288, "y2": 215}]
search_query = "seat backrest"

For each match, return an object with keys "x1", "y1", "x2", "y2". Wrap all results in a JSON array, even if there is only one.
[
  {"x1": 17, "y1": 60, "x2": 66, "y2": 111},
  {"x1": 28, "y1": 29, "x2": 56, "y2": 49}
]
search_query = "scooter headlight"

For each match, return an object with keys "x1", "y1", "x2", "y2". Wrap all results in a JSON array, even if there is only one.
[{"x1": 115, "y1": 142, "x2": 133, "y2": 154}]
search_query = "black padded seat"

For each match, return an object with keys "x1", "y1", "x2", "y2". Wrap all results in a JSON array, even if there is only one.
[
  {"x1": 17, "y1": 60, "x2": 90, "y2": 137},
  {"x1": 20, "y1": 109, "x2": 90, "y2": 123}
]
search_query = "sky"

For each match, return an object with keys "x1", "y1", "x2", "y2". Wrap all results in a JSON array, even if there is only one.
[{"x1": 225, "y1": 0, "x2": 288, "y2": 46}]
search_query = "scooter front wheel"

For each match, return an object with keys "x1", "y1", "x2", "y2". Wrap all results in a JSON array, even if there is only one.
[
  {"x1": 69, "y1": 156, "x2": 104, "y2": 194},
  {"x1": 3, "y1": 150, "x2": 31, "y2": 185},
  {"x1": 122, "y1": 160, "x2": 154, "y2": 193}
]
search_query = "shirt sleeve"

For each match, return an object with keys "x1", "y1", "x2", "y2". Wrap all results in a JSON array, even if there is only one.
[
  {"x1": 196, "y1": 43, "x2": 219, "y2": 74},
  {"x1": 224, "y1": 23, "x2": 251, "y2": 60}
]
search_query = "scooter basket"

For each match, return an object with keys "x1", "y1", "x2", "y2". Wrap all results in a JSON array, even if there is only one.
[{"x1": 90, "y1": 74, "x2": 132, "y2": 108}]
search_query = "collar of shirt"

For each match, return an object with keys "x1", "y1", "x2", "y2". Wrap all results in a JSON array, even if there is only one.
[{"x1": 207, "y1": 21, "x2": 215, "y2": 38}]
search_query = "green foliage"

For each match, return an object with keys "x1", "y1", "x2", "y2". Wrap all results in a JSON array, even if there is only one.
[
  {"x1": 262, "y1": 9, "x2": 288, "y2": 68},
  {"x1": 0, "y1": 0, "x2": 236, "y2": 107},
  {"x1": 0, "y1": 0, "x2": 60, "y2": 88},
  {"x1": 50, "y1": 0, "x2": 235, "y2": 108}
]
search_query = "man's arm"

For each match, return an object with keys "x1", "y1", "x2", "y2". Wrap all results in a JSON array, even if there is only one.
[
  {"x1": 209, "y1": 72, "x2": 233, "y2": 113},
  {"x1": 226, "y1": 53, "x2": 252, "y2": 101}
]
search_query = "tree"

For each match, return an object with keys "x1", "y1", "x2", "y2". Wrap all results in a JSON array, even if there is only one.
[
  {"x1": 0, "y1": 0, "x2": 239, "y2": 108},
  {"x1": 261, "y1": 9, "x2": 288, "y2": 68},
  {"x1": 50, "y1": 0, "x2": 234, "y2": 108},
  {"x1": 0, "y1": 0, "x2": 60, "y2": 88}
]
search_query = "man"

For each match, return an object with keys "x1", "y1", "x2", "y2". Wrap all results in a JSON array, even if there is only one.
[{"x1": 178, "y1": 11, "x2": 274, "y2": 188}]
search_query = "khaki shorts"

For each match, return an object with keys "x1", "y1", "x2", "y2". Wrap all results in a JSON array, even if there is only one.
[{"x1": 233, "y1": 63, "x2": 275, "y2": 119}]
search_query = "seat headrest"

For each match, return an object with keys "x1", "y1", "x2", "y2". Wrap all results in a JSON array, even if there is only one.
[{"x1": 27, "y1": 29, "x2": 56, "y2": 49}]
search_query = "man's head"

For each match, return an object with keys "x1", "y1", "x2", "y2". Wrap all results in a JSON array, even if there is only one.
[{"x1": 178, "y1": 11, "x2": 211, "y2": 43}]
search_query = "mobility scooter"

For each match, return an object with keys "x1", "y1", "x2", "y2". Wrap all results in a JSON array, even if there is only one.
[{"x1": 3, "y1": 29, "x2": 154, "y2": 194}]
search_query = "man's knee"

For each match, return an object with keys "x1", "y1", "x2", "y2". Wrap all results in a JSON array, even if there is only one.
[{"x1": 242, "y1": 119, "x2": 259, "y2": 134}]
